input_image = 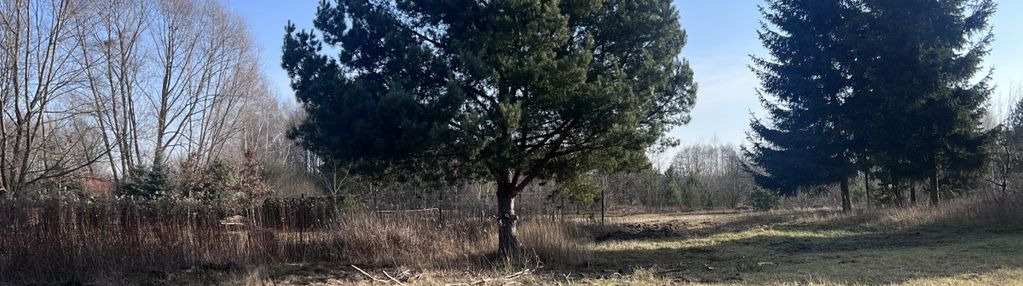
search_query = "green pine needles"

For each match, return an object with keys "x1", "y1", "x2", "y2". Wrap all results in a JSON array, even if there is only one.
[{"x1": 283, "y1": 0, "x2": 697, "y2": 254}]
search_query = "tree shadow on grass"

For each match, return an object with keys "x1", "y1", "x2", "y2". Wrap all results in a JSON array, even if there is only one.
[
  {"x1": 584, "y1": 223, "x2": 1023, "y2": 284},
  {"x1": 593, "y1": 209, "x2": 837, "y2": 243}
]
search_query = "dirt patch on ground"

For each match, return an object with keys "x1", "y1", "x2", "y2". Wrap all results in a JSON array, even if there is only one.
[
  {"x1": 594, "y1": 212, "x2": 783, "y2": 242},
  {"x1": 595, "y1": 220, "x2": 699, "y2": 241}
]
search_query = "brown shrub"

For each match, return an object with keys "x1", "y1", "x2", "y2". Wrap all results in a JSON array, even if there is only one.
[{"x1": 517, "y1": 218, "x2": 591, "y2": 267}]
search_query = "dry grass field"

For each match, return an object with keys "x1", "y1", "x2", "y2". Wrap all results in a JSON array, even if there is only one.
[{"x1": 49, "y1": 194, "x2": 1022, "y2": 286}]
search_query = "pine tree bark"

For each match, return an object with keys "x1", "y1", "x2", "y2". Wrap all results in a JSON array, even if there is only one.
[
  {"x1": 840, "y1": 178, "x2": 852, "y2": 213},
  {"x1": 930, "y1": 167, "x2": 940, "y2": 207},
  {"x1": 496, "y1": 183, "x2": 520, "y2": 256},
  {"x1": 864, "y1": 172, "x2": 871, "y2": 209},
  {"x1": 910, "y1": 182, "x2": 917, "y2": 205},
  {"x1": 893, "y1": 185, "x2": 904, "y2": 207}
]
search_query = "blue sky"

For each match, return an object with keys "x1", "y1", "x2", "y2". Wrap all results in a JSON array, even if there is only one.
[{"x1": 224, "y1": 0, "x2": 1023, "y2": 150}]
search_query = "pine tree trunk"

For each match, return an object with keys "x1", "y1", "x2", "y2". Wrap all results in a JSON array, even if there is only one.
[
  {"x1": 910, "y1": 182, "x2": 917, "y2": 205},
  {"x1": 864, "y1": 172, "x2": 871, "y2": 209},
  {"x1": 930, "y1": 168, "x2": 940, "y2": 207},
  {"x1": 840, "y1": 178, "x2": 852, "y2": 213},
  {"x1": 497, "y1": 183, "x2": 520, "y2": 257},
  {"x1": 893, "y1": 185, "x2": 904, "y2": 207},
  {"x1": 600, "y1": 185, "x2": 606, "y2": 226}
]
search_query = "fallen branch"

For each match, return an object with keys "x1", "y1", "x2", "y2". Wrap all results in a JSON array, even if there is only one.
[
  {"x1": 656, "y1": 268, "x2": 685, "y2": 274},
  {"x1": 383, "y1": 270, "x2": 405, "y2": 285},
  {"x1": 442, "y1": 279, "x2": 486, "y2": 286},
  {"x1": 351, "y1": 265, "x2": 387, "y2": 283},
  {"x1": 505, "y1": 269, "x2": 532, "y2": 279},
  {"x1": 446, "y1": 269, "x2": 530, "y2": 286},
  {"x1": 375, "y1": 208, "x2": 439, "y2": 214}
]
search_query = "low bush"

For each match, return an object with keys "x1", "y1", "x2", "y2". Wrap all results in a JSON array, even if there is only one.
[{"x1": 750, "y1": 188, "x2": 783, "y2": 211}]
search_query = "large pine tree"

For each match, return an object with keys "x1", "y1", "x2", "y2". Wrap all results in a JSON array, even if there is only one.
[
  {"x1": 745, "y1": 0, "x2": 859, "y2": 211},
  {"x1": 283, "y1": 0, "x2": 696, "y2": 255}
]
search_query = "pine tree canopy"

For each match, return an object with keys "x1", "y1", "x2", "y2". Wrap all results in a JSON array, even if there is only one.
[{"x1": 283, "y1": 0, "x2": 697, "y2": 190}]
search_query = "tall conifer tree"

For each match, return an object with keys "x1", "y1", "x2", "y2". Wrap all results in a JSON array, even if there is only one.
[
  {"x1": 283, "y1": 0, "x2": 696, "y2": 255},
  {"x1": 846, "y1": 0, "x2": 995, "y2": 206},
  {"x1": 748, "y1": 0, "x2": 995, "y2": 209},
  {"x1": 745, "y1": 0, "x2": 859, "y2": 211}
]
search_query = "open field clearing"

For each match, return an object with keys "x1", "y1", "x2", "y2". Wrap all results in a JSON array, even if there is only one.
[{"x1": 63, "y1": 197, "x2": 1022, "y2": 286}]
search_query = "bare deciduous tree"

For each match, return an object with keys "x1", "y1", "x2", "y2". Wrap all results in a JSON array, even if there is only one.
[
  {"x1": 2, "y1": 0, "x2": 281, "y2": 197},
  {"x1": 0, "y1": 0, "x2": 109, "y2": 197},
  {"x1": 73, "y1": 0, "x2": 278, "y2": 180},
  {"x1": 74, "y1": 0, "x2": 150, "y2": 181}
]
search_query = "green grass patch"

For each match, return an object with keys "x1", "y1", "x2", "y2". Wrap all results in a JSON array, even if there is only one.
[{"x1": 581, "y1": 209, "x2": 1023, "y2": 285}]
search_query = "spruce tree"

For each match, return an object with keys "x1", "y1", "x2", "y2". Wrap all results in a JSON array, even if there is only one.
[
  {"x1": 846, "y1": 0, "x2": 995, "y2": 206},
  {"x1": 744, "y1": 0, "x2": 859, "y2": 211},
  {"x1": 747, "y1": 0, "x2": 996, "y2": 210}
]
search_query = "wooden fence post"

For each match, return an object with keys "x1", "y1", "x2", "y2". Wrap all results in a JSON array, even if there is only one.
[{"x1": 299, "y1": 194, "x2": 305, "y2": 262}]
